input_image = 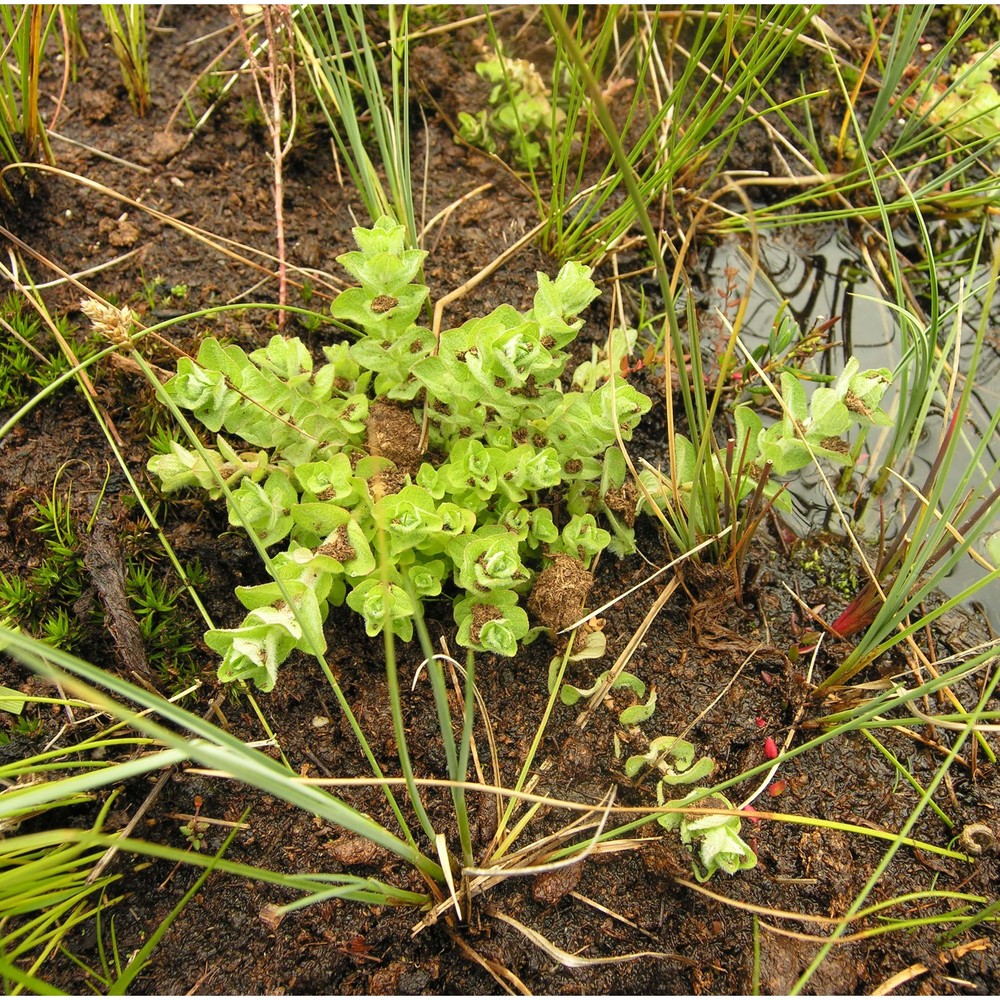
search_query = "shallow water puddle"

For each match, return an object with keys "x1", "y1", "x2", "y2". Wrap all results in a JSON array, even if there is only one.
[{"x1": 705, "y1": 225, "x2": 1000, "y2": 624}]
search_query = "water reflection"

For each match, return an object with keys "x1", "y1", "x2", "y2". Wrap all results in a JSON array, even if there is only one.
[{"x1": 700, "y1": 225, "x2": 1000, "y2": 621}]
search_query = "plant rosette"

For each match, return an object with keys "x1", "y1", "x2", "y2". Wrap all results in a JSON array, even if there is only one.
[
  {"x1": 457, "y1": 44, "x2": 572, "y2": 170},
  {"x1": 658, "y1": 790, "x2": 757, "y2": 882},
  {"x1": 148, "y1": 216, "x2": 652, "y2": 689}
]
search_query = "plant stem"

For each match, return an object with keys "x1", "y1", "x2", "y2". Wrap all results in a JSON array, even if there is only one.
[{"x1": 231, "y1": 5, "x2": 295, "y2": 327}]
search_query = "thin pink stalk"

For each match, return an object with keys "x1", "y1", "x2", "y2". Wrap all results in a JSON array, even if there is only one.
[{"x1": 230, "y1": 5, "x2": 296, "y2": 328}]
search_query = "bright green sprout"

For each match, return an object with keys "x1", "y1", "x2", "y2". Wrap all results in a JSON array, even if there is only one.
[{"x1": 659, "y1": 791, "x2": 758, "y2": 882}]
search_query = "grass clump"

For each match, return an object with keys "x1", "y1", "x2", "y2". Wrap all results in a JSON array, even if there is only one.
[
  {"x1": 0, "y1": 6, "x2": 60, "y2": 176},
  {"x1": 99, "y1": 4, "x2": 150, "y2": 117}
]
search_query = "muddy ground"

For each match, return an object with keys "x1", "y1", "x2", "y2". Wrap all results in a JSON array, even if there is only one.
[{"x1": 1, "y1": 6, "x2": 998, "y2": 996}]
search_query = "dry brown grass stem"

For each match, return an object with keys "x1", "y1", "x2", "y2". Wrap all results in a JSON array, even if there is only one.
[
  {"x1": 46, "y1": 129, "x2": 152, "y2": 172},
  {"x1": 869, "y1": 939, "x2": 989, "y2": 995},
  {"x1": 568, "y1": 888, "x2": 668, "y2": 945},
  {"x1": 485, "y1": 906, "x2": 676, "y2": 969},
  {"x1": 165, "y1": 21, "x2": 250, "y2": 135},
  {"x1": 447, "y1": 930, "x2": 529, "y2": 996},
  {"x1": 443, "y1": 644, "x2": 504, "y2": 831},
  {"x1": 417, "y1": 182, "x2": 493, "y2": 250}
]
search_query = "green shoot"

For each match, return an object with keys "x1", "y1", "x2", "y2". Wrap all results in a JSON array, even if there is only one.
[{"x1": 98, "y1": 5, "x2": 150, "y2": 116}]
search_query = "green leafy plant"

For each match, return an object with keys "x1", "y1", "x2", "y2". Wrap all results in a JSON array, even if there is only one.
[
  {"x1": 458, "y1": 43, "x2": 572, "y2": 171},
  {"x1": 147, "y1": 216, "x2": 652, "y2": 690},
  {"x1": 560, "y1": 669, "x2": 646, "y2": 707},
  {"x1": 659, "y1": 791, "x2": 758, "y2": 882},
  {"x1": 921, "y1": 47, "x2": 1000, "y2": 144},
  {"x1": 638, "y1": 356, "x2": 893, "y2": 543},
  {"x1": 632, "y1": 734, "x2": 755, "y2": 882}
]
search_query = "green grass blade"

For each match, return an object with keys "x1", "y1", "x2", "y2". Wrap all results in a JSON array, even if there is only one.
[{"x1": 0, "y1": 627, "x2": 445, "y2": 882}]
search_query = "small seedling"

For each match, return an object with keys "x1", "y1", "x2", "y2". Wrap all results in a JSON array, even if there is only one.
[
  {"x1": 27, "y1": 488, "x2": 87, "y2": 610},
  {"x1": 658, "y1": 791, "x2": 758, "y2": 882},
  {"x1": 179, "y1": 794, "x2": 207, "y2": 851},
  {"x1": 1, "y1": 472, "x2": 200, "y2": 683},
  {"x1": 618, "y1": 688, "x2": 657, "y2": 725},
  {"x1": 736, "y1": 307, "x2": 833, "y2": 392},
  {"x1": 560, "y1": 669, "x2": 645, "y2": 706},
  {"x1": 622, "y1": 725, "x2": 756, "y2": 882},
  {"x1": 38, "y1": 608, "x2": 81, "y2": 649},
  {"x1": 196, "y1": 61, "x2": 228, "y2": 105},
  {"x1": 100, "y1": 4, "x2": 150, "y2": 116},
  {"x1": 10, "y1": 714, "x2": 44, "y2": 738},
  {"x1": 625, "y1": 735, "x2": 716, "y2": 784},
  {"x1": 0, "y1": 572, "x2": 34, "y2": 620},
  {"x1": 575, "y1": 663, "x2": 757, "y2": 883},
  {"x1": 240, "y1": 95, "x2": 266, "y2": 129},
  {"x1": 125, "y1": 561, "x2": 199, "y2": 682},
  {"x1": 33, "y1": 489, "x2": 81, "y2": 564}
]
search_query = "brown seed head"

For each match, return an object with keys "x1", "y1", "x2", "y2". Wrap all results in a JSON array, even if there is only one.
[{"x1": 370, "y1": 294, "x2": 398, "y2": 314}]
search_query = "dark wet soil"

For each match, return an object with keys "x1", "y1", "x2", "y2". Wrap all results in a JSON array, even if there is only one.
[{"x1": 2, "y1": 7, "x2": 999, "y2": 996}]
